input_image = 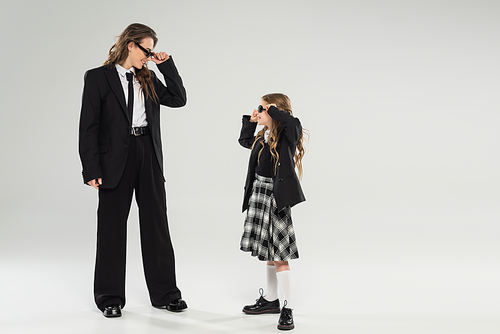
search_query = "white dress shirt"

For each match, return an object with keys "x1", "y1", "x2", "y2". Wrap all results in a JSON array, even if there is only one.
[{"x1": 115, "y1": 64, "x2": 148, "y2": 127}]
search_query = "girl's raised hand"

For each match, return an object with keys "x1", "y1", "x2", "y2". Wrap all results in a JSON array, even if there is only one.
[
  {"x1": 250, "y1": 109, "x2": 259, "y2": 123},
  {"x1": 265, "y1": 103, "x2": 277, "y2": 110},
  {"x1": 151, "y1": 51, "x2": 170, "y2": 64}
]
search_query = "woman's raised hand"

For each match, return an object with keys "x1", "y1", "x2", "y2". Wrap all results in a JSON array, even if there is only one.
[{"x1": 151, "y1": 51, "x2": 170, "y2": 64}]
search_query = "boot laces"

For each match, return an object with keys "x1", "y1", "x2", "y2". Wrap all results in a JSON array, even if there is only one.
[{"x1": 256, "y1": 287, "x2": 266, "y2": 302}]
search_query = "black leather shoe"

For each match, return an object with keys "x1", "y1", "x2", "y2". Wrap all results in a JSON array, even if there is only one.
[
  {"x1": 243, "y1": 288, "x2": 280, "y2": 315},
  {"x1": 166, "y1": 299, "x2": 188, "y2": 312},
  {"x1": 103, "y1": 304, "x2": 122, "y2": 318},
  {"x1": 277, "y1": 301, "x2": 294, "y2": 330}
]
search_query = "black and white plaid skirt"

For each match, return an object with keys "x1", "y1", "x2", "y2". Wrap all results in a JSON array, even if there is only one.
[{"x1": 240, "y1": 174, "x2": 299, "y2": 261}]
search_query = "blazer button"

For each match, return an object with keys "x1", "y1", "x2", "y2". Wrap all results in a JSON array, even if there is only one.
[
  {"x1": 278, "y1": 162, "x2": 281, "y2": 166},
  {"x1": 124, "y1": 144, "x2": 128, "y2": 149},
  {"x1": 279, "y1": 178, "x2": 283, "y2": 182}
]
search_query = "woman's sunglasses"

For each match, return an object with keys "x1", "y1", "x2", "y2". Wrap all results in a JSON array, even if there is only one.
[
  {"x1": 135, "y1": 42, "x2": 154, "y2": 58},
  {"x1": 257, "y1": 105, "x2": 266, "y2": 113}
]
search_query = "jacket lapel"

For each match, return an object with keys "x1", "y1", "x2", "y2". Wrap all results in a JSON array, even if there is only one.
[
  {"x1": 104, "y1": 65, "x2": 130, "y2": 124},
  {"x1": 250, "y1": 140, "x2": 263, "y2": 167}
]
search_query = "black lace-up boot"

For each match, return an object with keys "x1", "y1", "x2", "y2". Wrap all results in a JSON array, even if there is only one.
[
  {"x1": 242, "y1": 288, "x2": 280, "y2": 315},
  {"x1": 277, "y1": 300, "x2": 294, "y2": 330}
]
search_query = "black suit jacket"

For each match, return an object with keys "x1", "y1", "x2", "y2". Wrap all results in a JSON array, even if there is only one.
[
  {"x1": 79, "y1": 58, "x2": 186, "y2": 188},
  {"x1": 239, "y1": 106, "x2": 306, "y2": 212}
]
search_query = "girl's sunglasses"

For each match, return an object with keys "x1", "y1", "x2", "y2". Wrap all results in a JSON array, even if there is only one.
[
  {"x1": 257, "y1": 105, "x2": 266, "y2": 113},
  {"x1": 135, "y1": 42, "x2": 154, "y2": 58}
]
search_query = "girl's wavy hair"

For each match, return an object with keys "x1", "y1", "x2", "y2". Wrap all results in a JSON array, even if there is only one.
[
  {"x1": 104, "y1": 23, "x2": 159, "y2": 103},
  {"x1": 252, "y1": 93, "x2": 308, "y2": 180}
]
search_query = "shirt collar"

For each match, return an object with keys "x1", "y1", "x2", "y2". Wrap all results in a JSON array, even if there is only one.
[{"x1": 115, "y1": 64, "x2": 135, "y2": 78}]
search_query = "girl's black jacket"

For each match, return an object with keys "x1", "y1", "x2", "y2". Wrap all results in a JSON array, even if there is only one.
[{"x1": 238, "y1": 106, "x2": 306, "y2": 212}]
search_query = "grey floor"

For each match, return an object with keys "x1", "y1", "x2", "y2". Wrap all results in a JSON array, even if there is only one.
[
  {"x1": 2, "y1": 202, "x2": 500, "y2": 334},
  {"x1": 2, "y1": 252, "x2": 499, "y2": 334},
  {"x1": 2, "y1": 189, "x2": 499, "y2": 334}
]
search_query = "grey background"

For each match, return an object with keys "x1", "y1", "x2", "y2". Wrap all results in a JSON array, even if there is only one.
[{"x1": 1, "y1": 0, "x2": 499, "y2": 333}]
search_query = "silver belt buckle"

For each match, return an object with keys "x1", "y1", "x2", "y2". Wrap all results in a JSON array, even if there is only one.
[{"x1": 132, "y1": 127, "x2": 140, "y2": 136}]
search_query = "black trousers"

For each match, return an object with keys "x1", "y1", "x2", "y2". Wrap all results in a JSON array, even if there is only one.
[{"x1": 94, "y1": 134, "x2": 181, "y2": 311}]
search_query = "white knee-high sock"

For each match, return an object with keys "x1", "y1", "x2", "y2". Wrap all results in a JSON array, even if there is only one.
[
  {"x1": 266, "y1": 265, "x2": 278, "y2": 301},
  {"x1": 276, "y1": 270, "x2": 291, "y2": 309}
]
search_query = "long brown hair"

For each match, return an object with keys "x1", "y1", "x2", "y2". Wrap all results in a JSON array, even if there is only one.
[
  {"x1": 252, "y1": 93, "x2": 308, "y2": 180},
  {"x1": 104, "y1": 23, "x2": 159, "y2": 103}
]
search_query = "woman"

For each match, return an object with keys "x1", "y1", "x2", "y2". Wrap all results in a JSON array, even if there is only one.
[
  {"x1": 238, "y1": 93, "x2": 307, "y2": 330},
  {"x1": 79, "y1": 23, "x2": 187, "y2": 317}
]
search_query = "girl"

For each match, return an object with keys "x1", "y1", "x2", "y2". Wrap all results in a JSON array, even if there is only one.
[
  {"x1": 79, "y1": 23, "x2": 187, "y2": 317},
  {"x1": 238, "y1": 93, "x2": 306, "y2": 331}
]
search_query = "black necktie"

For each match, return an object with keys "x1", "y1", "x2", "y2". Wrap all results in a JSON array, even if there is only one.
[{"x1": 126, "y1": 72, "x2": 134, "y2": 123}]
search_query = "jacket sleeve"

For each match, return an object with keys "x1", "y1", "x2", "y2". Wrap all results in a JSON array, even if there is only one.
[
  {"x1": 238, "y1": 115, "x2": 258, "y2": 149},
  {"x1": 153, "y1": 56, "x2": 187, "y2": 107},
  {"x1": 267, "y1": 106, "x2": 302, "y2": 146},
  {"x1": 79, "y1": 70, "x2": 102, "y2": 184}
]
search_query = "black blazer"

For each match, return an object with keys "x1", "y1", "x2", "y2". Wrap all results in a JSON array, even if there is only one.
[
  {"x1": 239, "y1": 106, "x2": 306, "y2": 212},
  {"x1": 79, "y1": 58, "x2": 186, "y2": 188}
]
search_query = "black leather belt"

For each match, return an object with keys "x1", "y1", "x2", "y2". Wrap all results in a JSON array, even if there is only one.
[{"x1": 131, "y1": 126, "x2": 149, "y2": 136}]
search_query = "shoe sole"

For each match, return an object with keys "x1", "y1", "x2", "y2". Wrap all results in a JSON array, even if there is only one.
[
  {"x1": 243, "y1": 308, "x2": 281, "y2": 315},
  {"x1": 277, "y1": 324, "x2": 295, "y2": 330},
  {"x1": 167, "y1": 307, "x2": 187, "y2": 312}
]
